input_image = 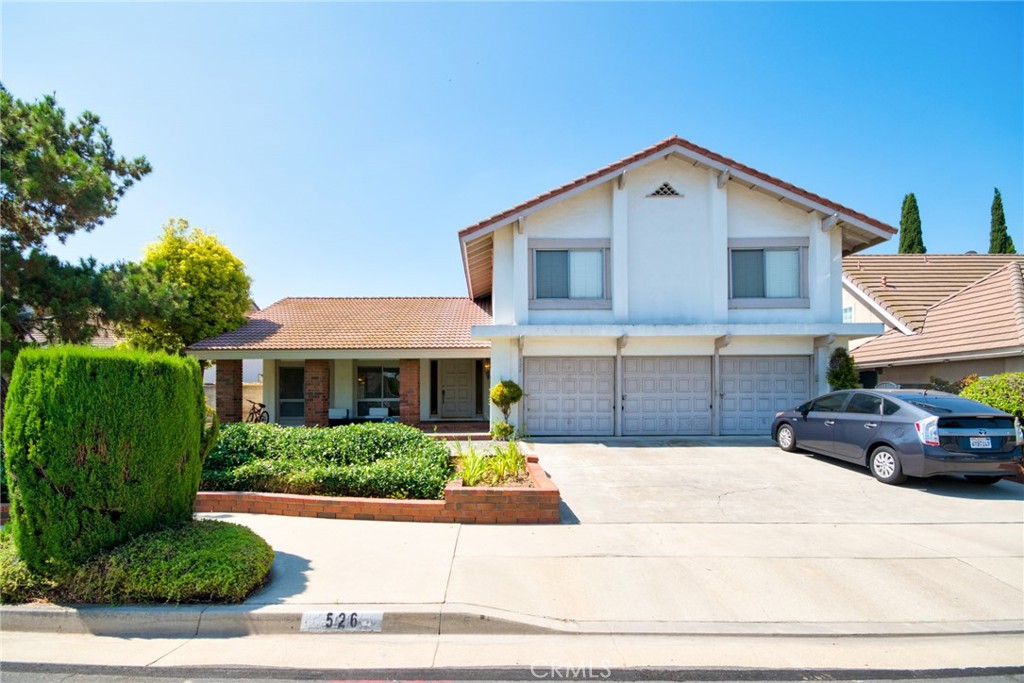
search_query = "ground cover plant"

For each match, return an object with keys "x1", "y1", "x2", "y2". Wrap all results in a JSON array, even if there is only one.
[
  {"x1": 0, "y1": 520, "x2": 273, "y2": 604},
  {"x1": 453, "y1": 439, "x2": 528, "y2": 487},
  {"x1": 202, "y1": 422, "x2": 454, "y2": 499}
]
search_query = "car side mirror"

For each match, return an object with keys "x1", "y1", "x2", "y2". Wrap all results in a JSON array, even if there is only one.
[{"x1": 800, "y1": 409, "x2": 810, "y2": 420}]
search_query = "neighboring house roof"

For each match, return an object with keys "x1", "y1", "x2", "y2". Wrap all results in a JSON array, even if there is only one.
[
  {"x1": 459, "y1": 135, "x2": 898, "y2": 299},
  {"x1": 846, "y1": 257, "x2": 1024, "y2": 366},
  {"x1": 844, "y1": 254, "x2": 1024, "y2": 333},
  {"x1": 188, "y1": 297, "x2": 492, "y2": 351}
]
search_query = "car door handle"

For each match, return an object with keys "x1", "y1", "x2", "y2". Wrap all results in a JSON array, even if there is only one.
[
  {"x1": 824, "y1": 420, "x2": 835, "y2": 426},
  {"x1": 865, "y1": 422, "x2": 878, "y2": 429}
]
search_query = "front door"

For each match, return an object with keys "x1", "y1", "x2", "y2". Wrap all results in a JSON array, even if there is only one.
[{"x1": 440, "y1": 359, "x2": 474, "y2": 418}]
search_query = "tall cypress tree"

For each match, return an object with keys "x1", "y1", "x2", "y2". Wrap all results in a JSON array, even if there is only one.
[
  {"x1": 898, "y1": 193, "x2": 926, "y2": 254},
  {"x1": 989, "y1": 188, "x2": 1017, "y2": 254}
]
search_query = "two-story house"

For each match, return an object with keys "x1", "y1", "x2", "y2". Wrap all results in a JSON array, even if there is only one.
[{"x1": 190, "y1": 136, "x2": 892, "y2": 435}]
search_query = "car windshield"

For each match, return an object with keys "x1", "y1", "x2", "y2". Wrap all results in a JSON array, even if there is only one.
[{"x1": 901, "y1": 395, "x2": 1004, "y2": 415}]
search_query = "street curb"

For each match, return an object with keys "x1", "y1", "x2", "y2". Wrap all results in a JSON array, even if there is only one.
[{"x1": 2, "y1": 603, "x2": 1021, "y2": 639}]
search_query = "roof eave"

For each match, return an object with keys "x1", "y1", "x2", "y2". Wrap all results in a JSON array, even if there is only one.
[{"x1": 460, "y1": 139, "x2": 895, "y2": 297}]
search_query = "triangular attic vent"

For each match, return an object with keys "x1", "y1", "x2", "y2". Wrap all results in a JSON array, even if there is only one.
[{"x1": 648, "y1": 182, "x2": 681, "y2": 197}]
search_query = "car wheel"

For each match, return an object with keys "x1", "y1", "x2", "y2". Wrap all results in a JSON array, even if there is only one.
[
  {"x1": 965, "y1": 475, "x2": 1002, "y2": 485},
  {"x1": 869, "y1": 446, "x2": 907, "y2": 485},
  {"x1": 776, "y1": 423, "x2": 797, "y2": 452}
]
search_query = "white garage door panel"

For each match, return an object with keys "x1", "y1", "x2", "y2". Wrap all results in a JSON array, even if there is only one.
[
  {"x1": 524, "y1": 357, "x2": 614, "y2": 436},
  {"x1": 720, "y1": 356, "x2": 811, "y2": 435},
  {"x1": 622, "y1": 356, "x2": 712, "y2": 435}
]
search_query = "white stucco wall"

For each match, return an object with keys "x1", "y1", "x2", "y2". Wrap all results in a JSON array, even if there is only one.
[{"x1": 487, "y1": 156, "x2": 847, "y2": 329}]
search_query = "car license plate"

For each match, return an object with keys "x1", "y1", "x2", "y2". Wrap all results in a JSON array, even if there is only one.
[{"x1": 969, "y1": 437, "x2": 992, "y2": 449}]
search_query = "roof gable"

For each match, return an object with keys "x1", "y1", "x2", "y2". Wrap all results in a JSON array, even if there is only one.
[{"x1": 460, "y1": 135, "x2": 897, "y2": 299}]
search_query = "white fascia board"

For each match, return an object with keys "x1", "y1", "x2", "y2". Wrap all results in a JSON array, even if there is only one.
[
  {"x1": 459, "y1": 143, "x2": 893, "y2": 257},
  {"x1": 854, "y1": 346, "x2": 1024, "y2": 368},
  {"x1": 187, "y1": 348, "x2": 491, "y2": 361},
  {"x1": 841, "y1": 275, "x2": 915, "y2": 335},
  {"x1": 460, "y1": 145, "x2": 700, "y2": 249},
  {"x1": 471, "y1": 322, "x2": 884, "y2": 340},
  {"x1": 673, "y1": 146, "x2": 894, "y2": 242},
  {"x1": 460, "y1": 237, "x2": 476, "y2": 299}
]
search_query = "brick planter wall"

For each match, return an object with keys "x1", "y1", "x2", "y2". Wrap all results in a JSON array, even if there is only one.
[{"x1": 192, "y1": 455, "x2": 560, "y2": 524}]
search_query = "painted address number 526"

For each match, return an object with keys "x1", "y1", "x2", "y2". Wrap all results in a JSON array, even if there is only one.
[{"x1": 300, "y1": 610, "x2": 383, "y2": 633}]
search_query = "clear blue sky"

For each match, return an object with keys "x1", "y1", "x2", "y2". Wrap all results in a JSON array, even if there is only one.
[{"x1": 4, "y1": 2, "x2": 1021, "y2": 307}]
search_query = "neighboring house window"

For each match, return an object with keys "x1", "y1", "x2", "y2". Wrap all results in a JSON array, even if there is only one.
[
  {"x1": 356, "y1": 365, "x2": 400, "y2": 417},
  {"x1": 728, "y1": 238, "x2": 809, "y2": 308},
  {"x1": 842, "y1": 306, "x2": 854, "y2": 323},
  {"x1": 529, "y1": 239, "x2": 611, "y2": 309}
]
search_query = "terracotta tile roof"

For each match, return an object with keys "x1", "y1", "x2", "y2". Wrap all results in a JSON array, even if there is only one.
[
  {"x1": 844, "y1": 254, "x2": 1024, "y2": 332},
  {"x1": 188, "y1": 298, "x2": 492, "y2": 351},
  {"x1": 458, "y1": 135, "x2": 897, "y2": 241},
  {"x1": 850, "y1": 260, "x2": 1024, "y2": 365}
]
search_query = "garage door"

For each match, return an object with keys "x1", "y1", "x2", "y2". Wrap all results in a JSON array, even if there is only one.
[
  {"x1": 622, "y1": 357, "x2": 712, "y2": 435},
  {"x1": 720, "y1": 356, "x2": 811, "y2": 435},
  {"x1": 523, "y1": 357, "x2": 614, "y2": 436}
]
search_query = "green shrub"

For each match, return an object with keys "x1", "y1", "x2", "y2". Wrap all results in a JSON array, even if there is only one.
[
  {"x1": 826, "y1": 347, "x2": 858, "y2": 390},
  {"x1": 961, "y1": 372, "x2": 1024, "y2": 418},
  {"x1": 490, "y1": 421, "x2": 515, "y2": 441},
  {"x1": 489, "y1": 380, "x2": 524, "y2": 421},
  {"x1": 203, "y1": 422, "x2": 453, "y2": 499},
  {"x1": 2, "y1": 346, "x2": 209, "y2": 574},
  {"x1": 1, "y1": 520, "x2": 273, "y2": 604}
]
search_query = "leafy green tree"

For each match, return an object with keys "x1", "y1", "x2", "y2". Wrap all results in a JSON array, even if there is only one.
[
  {"x1": 118, "y1": 219, "x2": 251, "y2": 357},
  {"x1": 988, "y1": 188, "x2": 1017, "y2": 254},
  {"x1": 0, "y1": 83, "x2": 151, "y2": 388},
  {"x1": 898, "y1": 193, "x2": 926, "y2": 254},
  {"x1": 826, "y1": 347, "x2": 859, "y2": 390}
]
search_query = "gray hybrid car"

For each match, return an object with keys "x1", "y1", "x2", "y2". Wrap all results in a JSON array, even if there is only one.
[{"x1": 771, "y1": 389, "x2": 1023, "y2": 485}]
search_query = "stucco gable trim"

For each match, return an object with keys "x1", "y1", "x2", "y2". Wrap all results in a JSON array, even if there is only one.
[{"x1": 841, "y1": 274, "x2": 915, "y2": 336}]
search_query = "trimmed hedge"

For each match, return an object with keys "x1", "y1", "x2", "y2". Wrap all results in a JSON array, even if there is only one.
[
  {"x1": 961, "y1": 372, "x2": 1024, "y2": 418},
  {"x1": 2, "y1": 346, "x2": 209, "y2": 574},
  {"x1": 1, "y1": 520, "x2": 273, "y2": 604},
  {"x1": 203, "y1": 422, "x2": 453, "y2": 499}
]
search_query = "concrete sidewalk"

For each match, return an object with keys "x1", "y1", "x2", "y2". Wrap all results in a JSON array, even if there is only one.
[
  {"x1": 3, "y1": 440, "x2": 1023, "y2": 672},
  {"x1": 4, "y1": 509, "x2": 1022, "y2": 637}
]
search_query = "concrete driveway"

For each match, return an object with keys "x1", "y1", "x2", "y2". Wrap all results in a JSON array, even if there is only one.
[{"x1": 529, "y1": 436, "x2": 1024, "y2": 525}]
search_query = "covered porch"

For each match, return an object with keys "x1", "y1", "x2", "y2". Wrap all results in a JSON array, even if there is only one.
[{"x1": 204, "y1": 352, "x2": 492, "y2": 429}]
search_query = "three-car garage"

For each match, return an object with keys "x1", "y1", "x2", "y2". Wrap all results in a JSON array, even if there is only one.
[{"x1": 522, "y1": 354, "x2": 812, "y2": 436}]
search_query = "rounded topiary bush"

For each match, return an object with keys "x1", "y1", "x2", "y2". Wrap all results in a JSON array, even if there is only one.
[
  {"x1": 960, "y1": 372, "x2": 1024, "y2": 418},
  {"x1": 3, "y1": 346, "x2": 209, "y2": 574}
]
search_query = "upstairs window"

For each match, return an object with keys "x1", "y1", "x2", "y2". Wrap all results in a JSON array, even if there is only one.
[
  {"x1": 530, "y1": 239, "x2": 611, "y2": 309},
  {"x1": 728, "y1": 238, "x2": 809, "y2": 308},
  {"x1": 842, "y1": 306, "x2": 854, "y2": 323},
  {"x1": 536, "y1": 250, "x2": 604, "y2": 298}
]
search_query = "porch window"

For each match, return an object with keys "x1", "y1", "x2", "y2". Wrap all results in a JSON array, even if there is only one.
[{"x1": 356, "y1": 365, "x2": 400, "y2": 417}]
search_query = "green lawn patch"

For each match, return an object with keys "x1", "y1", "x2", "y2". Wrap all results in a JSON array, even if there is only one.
[
  {"x1": 202, "y1": 422, "x2": 454, "y2": 499},
  {"x1": 0, "y1": 520, "x2": 273, "y2": 605}
]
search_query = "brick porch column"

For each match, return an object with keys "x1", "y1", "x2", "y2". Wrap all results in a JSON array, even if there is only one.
[
  {"x1": 399, "y1": 359, "x2": 420, "y2": 426},
  {"x1": 215, "y1": 359, "x2": 243, "y2": 424},
  {"x1": 304, "y1": 359, "x2": 330, "y2": 427}
]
